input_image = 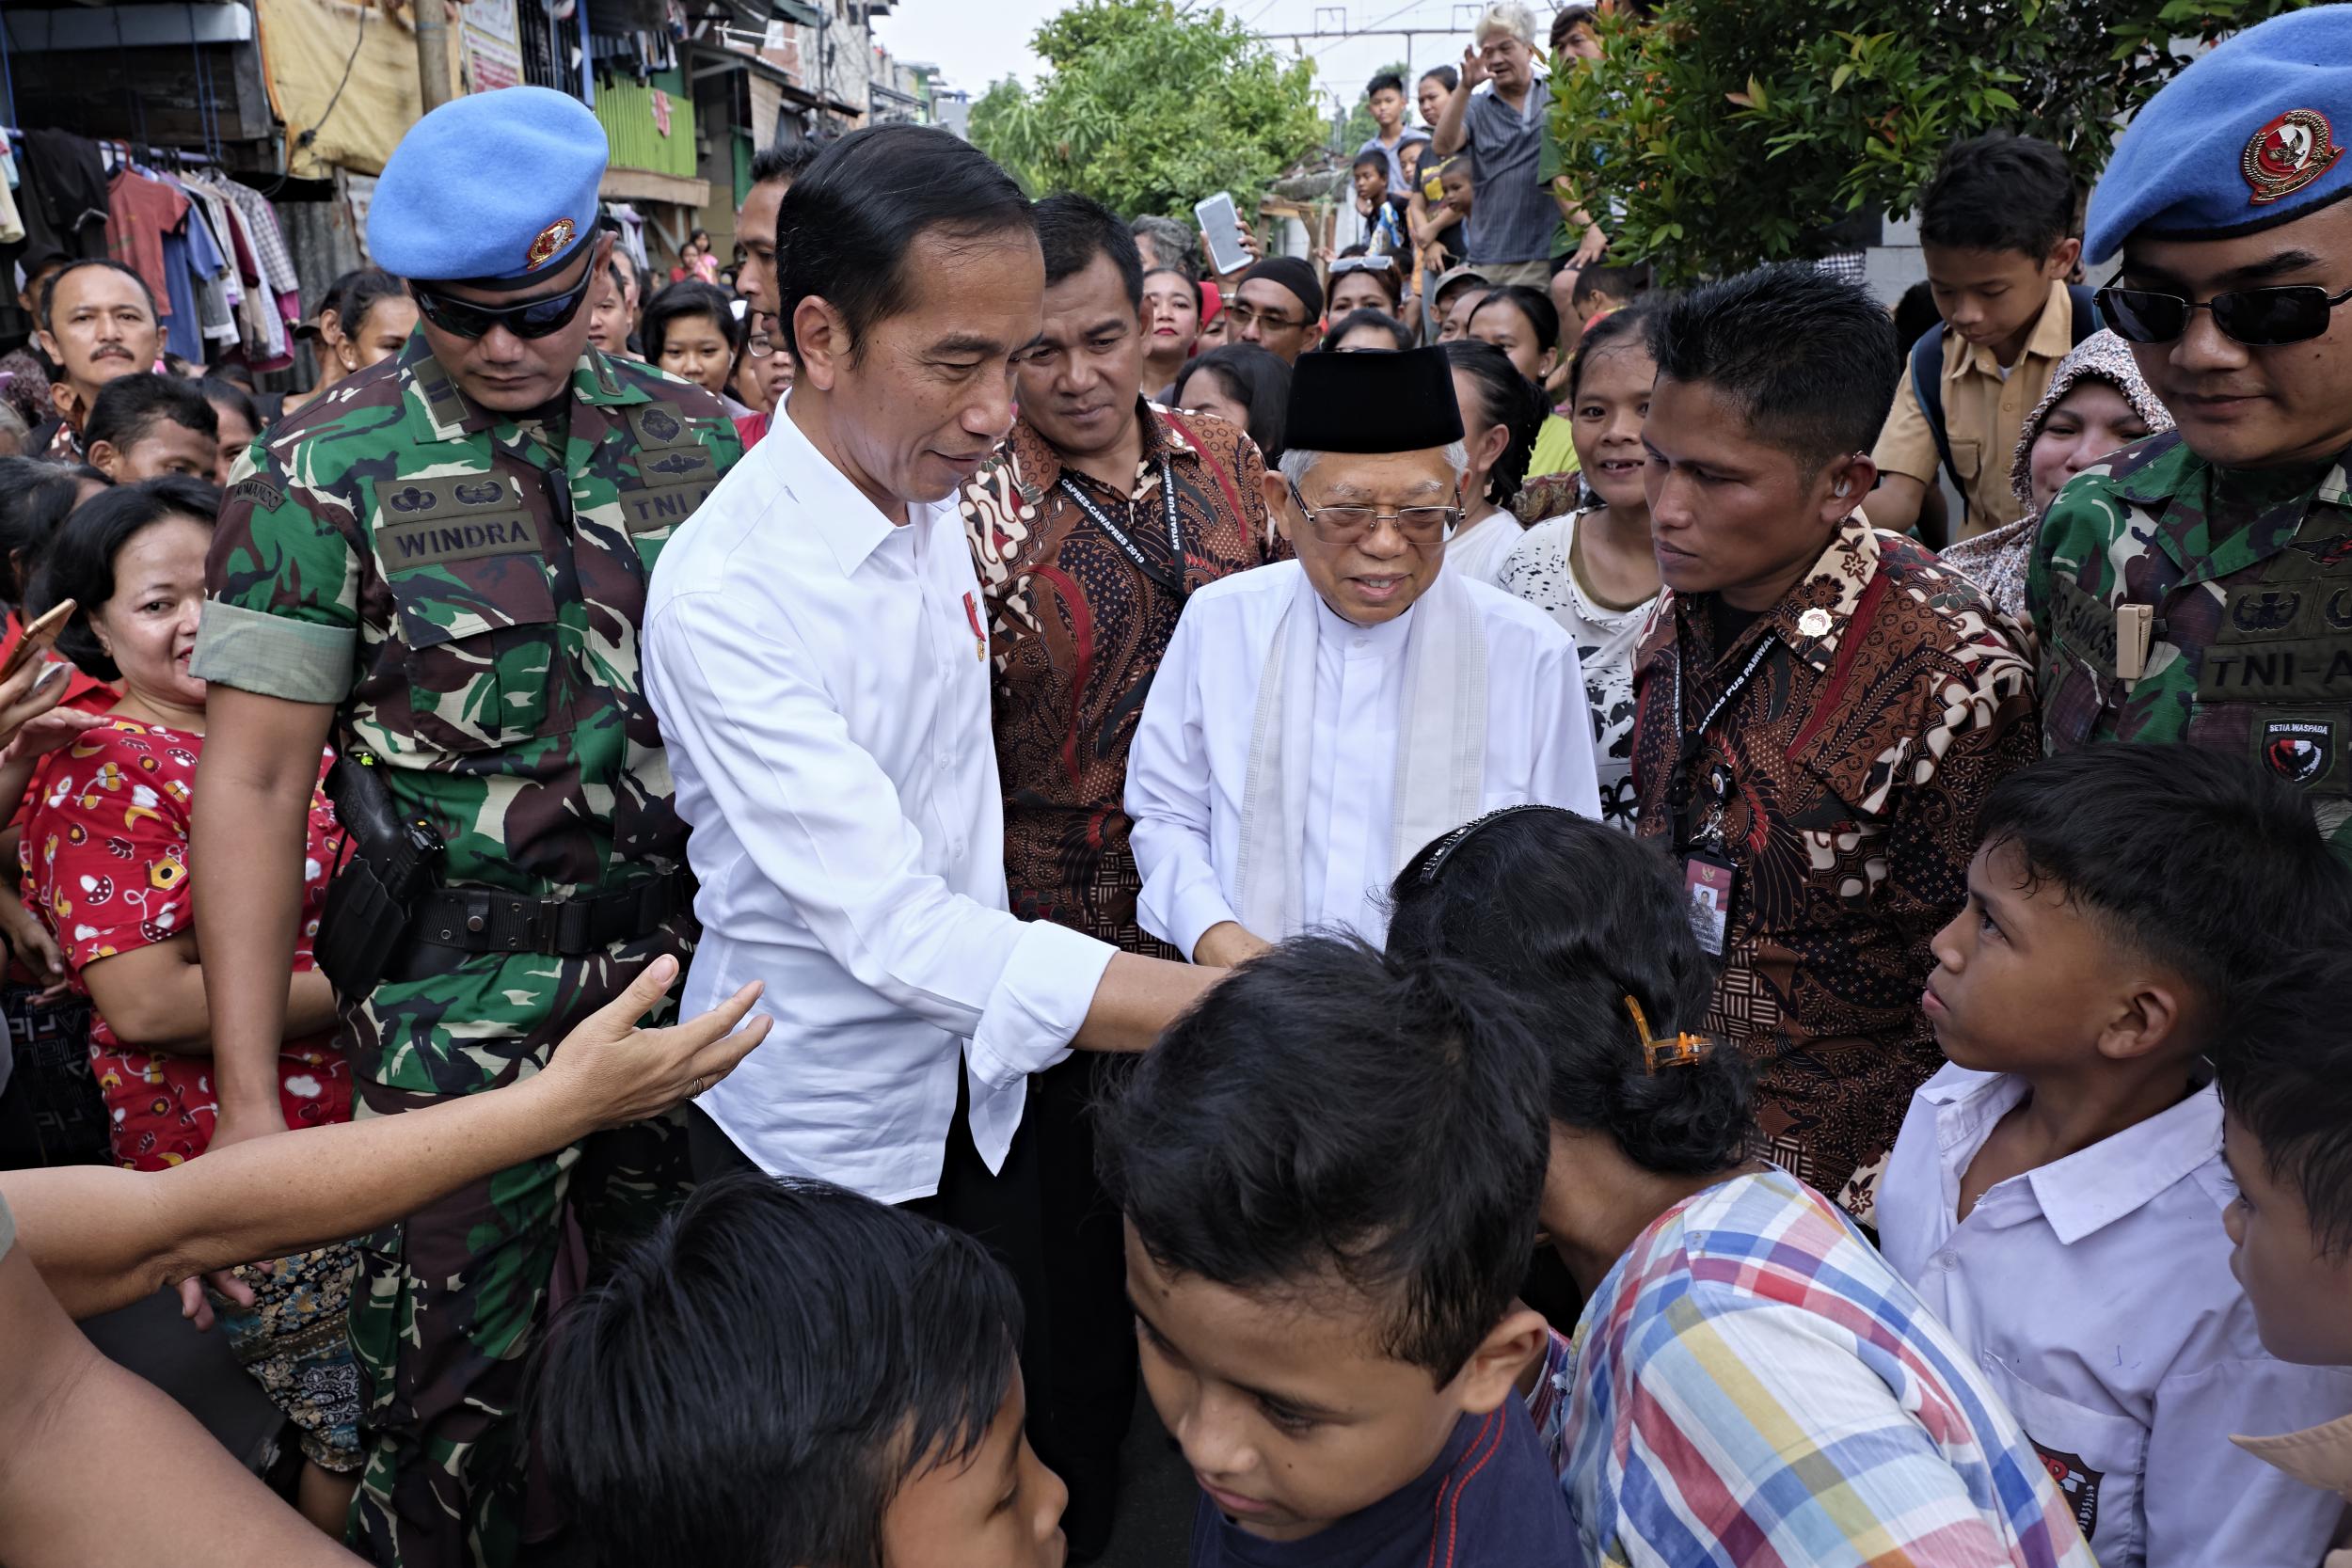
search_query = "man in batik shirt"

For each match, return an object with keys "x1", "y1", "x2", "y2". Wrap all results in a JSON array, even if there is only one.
[{"x1": 1629, "y1": 265, "x2": 2039, "y2": 1204}]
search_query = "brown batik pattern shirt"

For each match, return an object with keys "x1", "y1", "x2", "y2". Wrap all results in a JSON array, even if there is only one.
[
  {"x1": 1629, "y1": 515, "x2": 2041, "y2": 1201},
  {"x1": 962, "y1": 400, "x2": 1266, "y2": 957}
]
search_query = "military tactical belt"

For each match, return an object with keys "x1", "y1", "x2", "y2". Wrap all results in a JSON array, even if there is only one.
[{"x1": 405, "y1": 870, "x2": 692, "y2": 958}]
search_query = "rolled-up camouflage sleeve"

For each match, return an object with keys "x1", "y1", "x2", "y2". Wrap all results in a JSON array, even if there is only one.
[{"x1": 190, "y1": 451, "x2": 364, "y2": 705}]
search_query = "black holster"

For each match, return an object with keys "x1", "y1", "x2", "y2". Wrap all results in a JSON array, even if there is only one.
[{"x1": 314, "y1": 750, "x2": 445, "y2": 999}]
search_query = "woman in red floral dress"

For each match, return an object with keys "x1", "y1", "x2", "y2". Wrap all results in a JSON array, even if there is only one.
[{"x1": 19, "y1": 476, "x2": 362, "y2": 1532}]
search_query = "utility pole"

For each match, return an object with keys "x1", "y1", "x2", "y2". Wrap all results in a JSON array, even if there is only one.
[{"x1": 415, "y1": 0, "x2": 456, "y2": 112}]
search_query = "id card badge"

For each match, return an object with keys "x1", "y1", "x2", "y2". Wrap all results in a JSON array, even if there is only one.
[{"x1": 1683, "y1": 852, "x2": 1736, "y2": 956}]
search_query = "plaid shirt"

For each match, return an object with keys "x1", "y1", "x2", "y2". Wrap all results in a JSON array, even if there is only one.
[{"x1": 1534, "y1": 1167, "x2": 2096, "y2": 1568}]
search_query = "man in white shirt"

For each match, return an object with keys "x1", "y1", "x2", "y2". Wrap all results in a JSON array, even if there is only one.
[
  {"x1": 1127, "y1": 346, "x2": 1600, "y2": 967},
  {"x1": 642, "y1": 126, "x2": 1213, "y2": 1214}
]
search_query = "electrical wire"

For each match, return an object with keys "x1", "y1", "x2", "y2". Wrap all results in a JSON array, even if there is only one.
[{"x1": 296, "y1": 3, "x2": 370, "y2": 151}]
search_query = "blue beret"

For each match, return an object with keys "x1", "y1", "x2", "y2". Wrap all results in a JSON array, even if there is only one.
[
  {"x1": 2086, "y1": 8, "x2": 2352, "y2": 264},
  {"x1": 368, "y1": 87, "x2": 607, "y2": 284}
]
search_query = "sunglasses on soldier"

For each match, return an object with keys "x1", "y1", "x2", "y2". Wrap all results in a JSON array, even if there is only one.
[
  {"x1": 409, "y1": 266, "x2": 598, "y2": 341},
  {"x1": 2096, "y1": 281, "x2": 2352, "y2": 348}
]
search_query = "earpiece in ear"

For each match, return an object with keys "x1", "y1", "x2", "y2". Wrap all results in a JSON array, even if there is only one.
[{"x1": 1834, "y1": 480, "x2": 1851, "y2": 497}]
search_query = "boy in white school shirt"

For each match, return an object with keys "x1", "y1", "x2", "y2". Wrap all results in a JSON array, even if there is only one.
[
  {"x1": 1873, "y1": 745, "x2": 2352, "y2": 1568},
  {"x1": 2217, "y1": 942, "x2": 2352, "y2": 1564}
]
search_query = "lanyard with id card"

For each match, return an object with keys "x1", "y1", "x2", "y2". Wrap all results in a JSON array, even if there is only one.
[
  {"x1": 1058, "y1": 455, "x2": 1187, "y2": 601},
  {"x1": 1666, "y1": 632, "x2": 1775, "y2": 957}
]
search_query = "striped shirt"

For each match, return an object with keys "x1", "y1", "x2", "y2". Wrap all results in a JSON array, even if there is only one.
[{"x1": 1535, "y1": 1166, "x2": 2097, "y2": 1568}]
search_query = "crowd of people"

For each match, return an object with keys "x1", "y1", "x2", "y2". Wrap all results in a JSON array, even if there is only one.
[{"x1": 5, "y1": 3, "x2": 2352, "y2": 1568}]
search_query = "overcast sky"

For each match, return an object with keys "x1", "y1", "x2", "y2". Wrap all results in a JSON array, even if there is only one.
[{"x1": 873, "y1": 0, "x2": 1563, "y2": 122}]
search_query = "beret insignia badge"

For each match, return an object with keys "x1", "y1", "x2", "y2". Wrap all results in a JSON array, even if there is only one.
[
  {"x1": 524, "y1": 217, "x2": 578, "y2": 270},
  {"x1": 2243, "y1": 109, "x2": 2343, "y2": 205}
]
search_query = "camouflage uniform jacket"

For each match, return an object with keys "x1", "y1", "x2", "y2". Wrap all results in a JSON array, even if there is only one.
[
  {"x1": 2028, "y1": 429, "x2": 2352, "y2": 851},
  {"x1": 192, "y1": 336, "x2": 739, "y2": 1091}
]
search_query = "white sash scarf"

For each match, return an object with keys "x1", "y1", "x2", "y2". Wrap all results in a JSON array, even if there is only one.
[{"x1": 1233, "y1": 563, "x2": 1489, "y2": 937}]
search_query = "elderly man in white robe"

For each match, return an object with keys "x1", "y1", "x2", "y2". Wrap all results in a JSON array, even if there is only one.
[{"x1": 1128, "y1": 345, "x2": 1601, "y2": 964}]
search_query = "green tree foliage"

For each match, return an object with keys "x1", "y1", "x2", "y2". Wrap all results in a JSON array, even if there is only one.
[
  {"x1": 1549, "y1": 0, "x2": 2315, "y2": 284},
  {"x1": 969, "y1": 0, "x2": 1325, "y2": 217}
]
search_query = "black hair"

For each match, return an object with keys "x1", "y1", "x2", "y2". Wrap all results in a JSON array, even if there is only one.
[
  {"x1": 750, "y1": 141, "x2": 822, "y2": 187},
  {"x1": 1550, "y1": 5, "x2": 1598, "y2": 42},
  {"x1": 1328, "y1": 256, "x2": 1405, "y2": 310},
  {"x1": 534, "y1": 1174, "x2": 1024, "y2": 1568},
  {"x1": 1571, "y1": 261, "x2": 1648, "y2": 309},
  {"x1": 2216, "y1": 944, "x2": 2352, "y2": 1257},
  {"x1": 1441, "y1": 338, "x2": 1544, "y2": 507},
  {"x1": 1468, "y1": 283, "x2": 1561, "y2": 360},
  {"x1": 196, "y1": 377, "x2": 261, "y2": 437},
  {"x1": 1893, "y1": 279, "x2": 1943, "y2": 354},
  {"x1": 1353, "y1": 149, "x2": 1391, "y2": 176},
  {"x1": 642, "y1": 280, "x2": 746, "y2": 366},
  {"x1": 1975, "y1": 746, "x2": 2351, "y2": 1039},
  {"x1": 1097, "y1": 935, "x2": 1549, "y2": 1381},
  {"x1": 28, "y1": 475, "x2": 219, "y2": 681},
  {"x1": 776, "y1": 124, "x2": 1035, "y2": 361},
  {"x1": 1386, "y1": 808, "x2": 1751, "y2": 1174},
  {"x1": 1916, "y1": 133, "x2": 2077, "y2": 260},
  {"x1": 0, "y1": 456, "x2": 97, "y2": 607},
  {"x1": 1330, "y1": 309, "x2": 1415, "y2": 352},
  {"x1": 1129, "y1": 215, "x2": 1202, "y2": 285},
  {"x1": 1647, "y1": 262, "x2": 1897, "y2": 472},
  {"x1": 83, "y1": 372, "x2": 218, "y2": 459},
  {"x1": 1566, "y1": 297, "x2": 1660, "y2": 401},
  {"x1": 1170, "y1": 343, "x2": 1291, "y2": 464},
  {"x1": 37, "y1": 259, "x2": 159, "y2": 333},
  {"x1": 1366, "y1": 70, "x2": 1406, "y2": 99},
  {"x1": 1034, "y1": 192, "x2": 1145, "y2": 309},
  {"x1": 1141, "y1": 265, "x2": 1202, "y2": 314},
  {"x1": 1420, "y1": 64, "x2": 1459, "y2": 92},
  {"x1": 336, "y1": 269, "x2": 411, "y2": 343}
]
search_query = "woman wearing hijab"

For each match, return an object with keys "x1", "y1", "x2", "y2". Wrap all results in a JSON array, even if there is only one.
[{"x1": 1939, "y1": 330, "x2": 2172, "y2": 622}]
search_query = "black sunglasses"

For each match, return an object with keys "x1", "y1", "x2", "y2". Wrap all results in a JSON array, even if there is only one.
[
  {"x1": 410, "y1": 266, "x2": 597, "y2": 341},
  {"x1": 2095, "y1": 282, "x2": 2352, "y2": 349}
]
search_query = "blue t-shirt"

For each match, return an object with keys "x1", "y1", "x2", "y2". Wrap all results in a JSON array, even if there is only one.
[{"x1": 1190, "y1": 1399, "x2": 1573, "y2": 1566}]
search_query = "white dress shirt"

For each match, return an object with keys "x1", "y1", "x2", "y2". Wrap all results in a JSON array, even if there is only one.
[
  {"x1": 1878, "y1": 1064, "x2": 2352, "y2": 1568},
  {"x1": 643, "y1": 404, "x2": 1117, "y2": 1203},
  {"x1": 1126, "y1": 559, "x2": 1599, "y2": 954},
  {"x1": 1442, "y1": 506, "x2": 1525, "y2": 587}
]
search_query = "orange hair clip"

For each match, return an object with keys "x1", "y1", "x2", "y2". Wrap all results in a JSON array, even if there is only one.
[{"x1": 1624, "y1": 995, "x2": 1715, "y2": 1075}]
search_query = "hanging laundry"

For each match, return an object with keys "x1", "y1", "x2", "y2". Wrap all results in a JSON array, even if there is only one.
[
  {"x1": 107, "y1": 167, "x2": 188, "y2": 321},
  {"x1": 0, "y1": 134, "x2": 22, "y2": 247},
  {"x1": 16, "y1": 129, "x2": 110, "y2": 262}
]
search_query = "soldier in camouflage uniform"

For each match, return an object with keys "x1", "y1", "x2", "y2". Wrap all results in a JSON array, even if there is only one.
[
  {"x1": 2030, "y1": 8, "x2": 2352, "y2": 855},
  {"x1": 185, "y1": 89, "x2": 738, "y2": 1566}
]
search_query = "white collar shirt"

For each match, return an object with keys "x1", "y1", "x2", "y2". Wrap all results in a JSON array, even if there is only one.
[
  {"x1": 1877, "y1": 1063, "x2": 2352, "y2": 1568},
  {"x1": 1125, "y1": 559, "x2": 1600, "y2": 955},
  {"x1": 643, "y1": 402, "x2": 1117, "y2": 1203},
  {"x1": 1444, "y1": 507, "x2": 1525, "y2": 588}
]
